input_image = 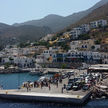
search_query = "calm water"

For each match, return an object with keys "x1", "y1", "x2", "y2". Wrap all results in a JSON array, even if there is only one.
[
  {"x1": 0, "y1": 73, "x2": 108, "y2": 108},
  {"x1": 0, "y1": 99, "x2": 108, "y2": 108},
  {"x1": 0, "y1": 72, "x2": 40, "y2": 89}
]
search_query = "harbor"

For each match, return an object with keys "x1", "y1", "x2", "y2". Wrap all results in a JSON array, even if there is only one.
[
  {"x1": 0, "y1": 66, "x2": 108, "y2": 105},
  {"x1": 0, "y1": 69, "x2": 92, "y2": 105},
  {"x1": 0, "y1": 72, "x2": 91, "y2": 105}
]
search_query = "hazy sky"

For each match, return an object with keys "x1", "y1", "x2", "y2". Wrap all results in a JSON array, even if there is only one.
[{"x1": 0, "y1": 0, "x2": 100, "y2": 25}]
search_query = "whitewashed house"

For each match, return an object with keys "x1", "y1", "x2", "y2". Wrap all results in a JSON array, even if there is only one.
[
  {"x1": 90, "y1": 19, "x2": 107, "y2": 28},
  {"x1": 36, "y1": 55, "x2": 44, "y2": 63},
  {"x1": 80, "y1": 24, "x2": 90, "y2": 33},
  {"x1": 69, "y1": 27, "x2": 82, "y2": 39},
  {"x1": 2, "y1": 56, "x2": 35, "y2": 68},
  {"x1": 14, "y1": 56, "x2": 35, "y2": 68},
  {"x1": 70, "y1": 41, "x2": 81, "y2": 50}
]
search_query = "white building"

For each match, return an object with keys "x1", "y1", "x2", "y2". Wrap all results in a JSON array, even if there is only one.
[
  {"x1": 70, "y1": 39, "x2": 96, "y2": 51},
  {"x1": 4, "y1": 47, "x2": 22, "y2": 56},
  {"x1": 2, "y1": 56, "x2": 35, "y2": 68},
  {"x1": 40, "y1": 34, "x2": 54, "y2": 41},
  {"x1": 67, "y1": 50, "x2": 102, "y2": 63},
  {"x1": 69, "y1": 27, "x2": 82, "y2": 39},
  {"x1": 36, "y1": 46, "x2": 61, "y2": 63},
  {"x1": 14, "y1": 56, "x2": 34, "y2": 68},
  {"x1": 103, "y1": 59, "x2": 108, "y2": 64},
  {"x1": 93, "y1": 45, "x2": 100, "y2": 51},
  {"x1": 90, "y1": 19, "x2": 107, "y2": 28},
  {"x1": 70, "y1": 41, "x2": 81, "y2": 50},
  {"x1": 80, "y1": 24, "x2": 90, "y2": 33},
  {"x1": 36, "y1": 55, "x2": 44, "y2": 63}
]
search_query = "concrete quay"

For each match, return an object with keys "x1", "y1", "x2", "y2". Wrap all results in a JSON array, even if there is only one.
[
  {"x1": 0, "y1": 89, "x2": 91, "y2": 105},
  {"x1": 43, "y1": 68, "x2": 86, "y2": 75},
  {"x1": 0, "y1": 74, "x2": 91, "y2": 105}
]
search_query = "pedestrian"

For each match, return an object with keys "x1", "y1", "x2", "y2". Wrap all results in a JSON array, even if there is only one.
[
  {"x1": 40, "y1": 82, "x2": 43, "y2": 89},
  {"x1": 56, "y1": 82, "x2": 58, "y2": 88},
  {"x1": 61, "y1": 87, "x2": 63, "y2": 93},
  {"x1": 64, "y1": 84, "x2": 66, "y2": 89},
  {"x1": 26, "y1": 85, "x2": 29, "y2": 92},
  {"x1": 48, "y1": 84, "x2": 51, "y2": 91}
]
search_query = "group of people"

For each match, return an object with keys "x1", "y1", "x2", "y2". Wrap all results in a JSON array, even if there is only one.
[{"x1": 22, "y1": 73, "x2": 63, "y2": 92}]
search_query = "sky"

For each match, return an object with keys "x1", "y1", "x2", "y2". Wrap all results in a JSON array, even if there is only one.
[{"x1": 0, "y1": 0, "x2": 101, "y2": 25}]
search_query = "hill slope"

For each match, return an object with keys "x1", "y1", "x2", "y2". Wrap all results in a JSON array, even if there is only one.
[
  {"x1": 64, "y1": 2, "x2": 108, "y2": 31},
  {"x1": 0, "y1": 25, "x2": 51, "y2": 46}
]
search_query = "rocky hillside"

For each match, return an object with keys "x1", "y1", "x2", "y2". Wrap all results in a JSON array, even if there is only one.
[
  {"x1": 56, "y1": 2, "x2": 108, "y2": 39},
  {"x1": 67, "y1": 2, "x2": 108, "y2": 30}
]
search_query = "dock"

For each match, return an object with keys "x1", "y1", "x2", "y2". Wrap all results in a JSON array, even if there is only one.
[
  {"x1": 0, "y1": 89, "x2": 92, "y2": 105},
  {"x1": 0, "y1": 75, "x2": 91, "y2": 105},
  {"x1": 43, "y1": 68, "x2": 74, "y2": 74}
]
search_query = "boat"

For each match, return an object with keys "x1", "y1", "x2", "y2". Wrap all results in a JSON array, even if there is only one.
[
  {"x1": 92, "y1": 84, "x2": 108, "y2": 99},
  {"x1": 95, "y1": 84, "x2": 108, "y2": 93},
  {"x1": 29, "y1": 68, "x2": 43, "y2": 76}
]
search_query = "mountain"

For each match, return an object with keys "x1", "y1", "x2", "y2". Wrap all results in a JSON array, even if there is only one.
[
  {"x1": 0, "y1": 0, "x2": 108, "y2": 47},
  {"x1": 13, "y1": 0, "x2": 108, "y2": 32},
  {"x1": 13, "y1": 14, "x2": 65, "y2": 33},
  {"x1": 0, "y1": 23, "x2": 11, "y2": 30},
  {"x1": 0, "y1": 25, "x2": 51, "y2": 46},
  {"x1": 56, "y1": 2, "x2": 108, "y2": 44},
  {"x1": 63, "y1": 2, "x2": 108, "y2": 31}
]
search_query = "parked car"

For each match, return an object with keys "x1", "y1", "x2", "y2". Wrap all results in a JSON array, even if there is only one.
[
  {"x1": 68, "y1": 77, "x2": 81, "y2": 84},
  {"x1": 62, "y1": 74, "x2": 68, "y2": 79},
  {"x1": 82, "y1": 84, "x2": 90, "y2": 91},
  {"x1": 66, "y1": 83, "x2": 73, "y2": 91},
  {"x1": 68, "y1": 78, "x2": 75, "y2": 84},
  {"x1": 72, "y1": 82, "x2": 82, "y2": 91},
  {"x1": 67, "y1": 71, "x2": 74, "y2": 76}
]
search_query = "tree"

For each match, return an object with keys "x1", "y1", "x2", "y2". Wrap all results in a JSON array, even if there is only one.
[
  {"x1": 95, "y1": 39, "x2": 101, "y2": 45},
  {"x1": 60, "y1": 42, "x2": 70, "y2": 51},
  {"x1": 4, "y1": 63, "x2": 10, "y2": 69},
  {"x1": 61, "y1": 64, "x2": 67, "y2": 69},
  {"x1": 18, "y1": 42, "x2": 30, "y2": 48},
  {"x1": 78, "y1": 34, "x2": 90, "y2": 40},
  {"x1": 51, "y1": 36, "x2": 57, "y2": 41},
  {"x1": 9, "y1": 57, "x2": 14, "y2": 64},
  {"x1": 91, "y1": 46, "x2": 95, "y2": 50},
  {"x1": 66, "y1": 28, "x2": 71, "y2": 32}
]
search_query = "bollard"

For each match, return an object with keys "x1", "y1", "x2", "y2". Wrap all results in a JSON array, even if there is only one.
[
  {"x1": 77, "y1": 95, "x2": 80, "y2": 98},
  {"x1": 6, "y1": 91, "x2": 8, "y2": 94}
]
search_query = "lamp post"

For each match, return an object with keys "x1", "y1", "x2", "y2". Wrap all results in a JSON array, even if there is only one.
[{"x1": 18, "y1": 73, "x2": 20, "y2": 89}]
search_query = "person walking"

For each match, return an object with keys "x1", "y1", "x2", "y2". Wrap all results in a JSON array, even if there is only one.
[
  {"x1": 61, "y1": 87, "x2": 63, "y2": 93},
  {"x1": 56, "y1": 82, "x2": 58, "y2": 88},
  {"x1": 48, "y1": 84, "x2": 51, "y2": 91}
]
